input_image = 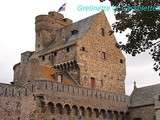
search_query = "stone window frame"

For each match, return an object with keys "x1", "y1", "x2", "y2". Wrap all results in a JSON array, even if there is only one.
[
  {"x1": 49, "y1": 52, "x2": 54, "y2": 59},
  {"x1": 102, "y1": 52, "x2": 106, "y2": 60},
  {"x1": 54, "y1": 52, "x2": 57, "y2": 56},
  {"x1": 158, "y1": 95, "x2": 160, "y2": 101},
  {"x1": 57, "y1": 74, "x2": 63, "y2": 83},
  {"x1": 63, "y1": 18, "x2": 67, "y2": 22},
  {"x1": 120, "y1": 59, "x2": 123, "y2": 63},
  {"x1": 42, "y1": 56, "x2": 45, "y2": 61},
  {"x1": 91, "y1": 77, "x2": 96, "y2": 89},
  {"x1": 101, "y1": 28, "x2": 105, "y2": 37},
  {"x1": 81, "y1": 47, "x2": 86, "y2": 51},
  {"x1": 66, "y1": 47, "x2": 70, "y2": 53},
  {"x1": 71, "y1": 30, "x2": 79, "y2": 35}
]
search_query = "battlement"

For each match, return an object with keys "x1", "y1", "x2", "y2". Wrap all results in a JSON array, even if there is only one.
[
  {"x1": 0, "y1": 80, "x2": 129, "y2": 103},
  {"x1": 35, "y1": 11, "x2": 72, "y2": 32},
  {"x1": 0, "y1": 83, "x2": 28, "y2": 97},
  {"x1": 33, "y1": 80, "x2": 129, "y2": 103},
  {"x1": 35, "y1": 11, "x2": 73, "y2": 51},
  {"x1": 21, "y1": 51, "x2": 34, "y2": 64},
  {"x1": 48, "y1": 11, "x2": 64, "y2": 19}
]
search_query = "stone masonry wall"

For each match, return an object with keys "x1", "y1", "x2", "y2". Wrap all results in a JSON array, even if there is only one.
[
  {"x1": 38, "y1": 44, "x2": 76, "y2": 65},
  {"x1": 0, "y1": 80, "x2": 128, "y2": 120},
  {"x1": 129, "y1": 105, "x2": 155, "y2": 120},
  {"x1": 77, "y1": 11, "x2": 126, "y2": 94},
  {"x1": 35, "y1": 11, "x2": 72, "y2": 51}
]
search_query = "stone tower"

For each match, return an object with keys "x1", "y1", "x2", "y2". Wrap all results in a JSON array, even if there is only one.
[
  {"x1": 35, "y1": 11, "x2": 72, "y2": 51},
  {"x1": 0, "y1": 11, "x2": 129, "y2": 120},
  {"x1": 75, "y1": 12, "x2": 126, "y2": 94},
  {"x1": 13, "y1": 11, "x2": 126, "y2": 94}
]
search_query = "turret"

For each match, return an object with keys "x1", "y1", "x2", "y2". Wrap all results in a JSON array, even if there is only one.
[{"x1": 35, "y1": 11, "x2": 72, "y2": 51}]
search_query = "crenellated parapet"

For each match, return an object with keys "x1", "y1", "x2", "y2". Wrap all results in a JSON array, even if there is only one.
[
  {"x1": 35, "y1": 11, "x2": 73, "y2": 51},
  {"x1": 0, "y1": 81, "x2": 129, "y2": 102},
  {"x1": 0, "y1": 80, "x2": 128, "y2": 110},
  {"x1": 0, "y1": 83, "x2": 29, "y2": 97},
  {"x1": 0, "y1": 80, "x2": 129, "y2": 120},
  {"x1": 30, "y1": 80, "x2": 129, "y2": 103}
]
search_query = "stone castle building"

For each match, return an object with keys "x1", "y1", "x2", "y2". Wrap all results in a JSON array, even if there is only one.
[{"x1": 0, "y1": 10, "x2": 160, "y2": 120}]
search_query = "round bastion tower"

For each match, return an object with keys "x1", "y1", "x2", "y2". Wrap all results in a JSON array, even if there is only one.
[{"x1": 35, "y1": 11, "x2": 72, "y2": 52}]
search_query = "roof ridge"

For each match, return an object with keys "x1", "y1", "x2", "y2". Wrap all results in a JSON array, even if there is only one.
[
  {"x1": 56, "y1": 11, "x2": 102, "y2": 32},
  {"x1": 38, "y1": 11, "x2": 102, "y2": 55},
  {"x1": 73, "y1": 11, "x2": 102, "y2": 23},
  {"x1": 137, "y1": 83, "x2": 160, "y2": 90}
]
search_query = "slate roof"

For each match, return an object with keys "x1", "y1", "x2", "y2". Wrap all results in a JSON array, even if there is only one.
[
  {"x1": 130, "y1": 83, "x2": 160, "y2": 107},
  {"x1": 38, "y1": 12, "x2": 100, "y2": 55}
]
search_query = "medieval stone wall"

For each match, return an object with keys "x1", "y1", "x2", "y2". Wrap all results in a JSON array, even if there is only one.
[
  {"x1": 0, "y1": 83, "x2": 37, "y2": 120},
  {"x1": 76, "y1": 12, "x2": 125, "y2": 94},
  {"x1": 38, "y1": 44, "x2": 77, "y2": 65},
  {"x1": 0, "y1": 80, "x2": 129, "y2": 120},
  {"x1": 129, "y1": 105, "x2": 155, "y2": 120},
  {"x1": 13, "y1": 58, "x2": 56, "y2": 86},
  {"x1": 2, "y1": 11, "x2": 131, "y2": 120}
]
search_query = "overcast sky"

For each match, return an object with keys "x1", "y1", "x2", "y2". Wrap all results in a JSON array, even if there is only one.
[{"x1": 0, "y1": 0, "x2": 159, "y2": 95}]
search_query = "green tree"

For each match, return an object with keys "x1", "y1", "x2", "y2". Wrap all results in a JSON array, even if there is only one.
[{"x1": 109, "y1": 0, "x2": 160, "y2": 74}]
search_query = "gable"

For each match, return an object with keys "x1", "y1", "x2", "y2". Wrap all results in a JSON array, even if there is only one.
[
  {"x1": 130, "y1": 84, "x2": 160, "y2": 107},
  {"x1": 38, "y1": 12, "x2": 97, "y2": 55}
]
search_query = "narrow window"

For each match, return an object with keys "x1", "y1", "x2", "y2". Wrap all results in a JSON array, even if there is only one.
[
  {"x1": 42, "y1": 56, "x2": 45, "y2": 61},
  {"x1": 66, "y1": 47, "x2": 70, "y2": 52},
  {"x1": 91, "y1": 77, "x2": 96, "y2": 88},
  {"x1": 58, "y1": 75, "x2": 63, "y2": 83},
  {"x1": 63, "y1": 18, "x2": 67, "y2": 22},
  {"x1": 101, "y1": 28, "x2": 105, "y2": 36},
  {"x1": 120, "y1": 59, "x2": 123, "y2": 63},
  {"x1": 158, "y1": 95, "x2": 160, "y2": 101},
  {"x1": 81, "y1": 47, "x2": 85, "y2": 51},
  {"x1": 102, "y1": 52, "x2": 106, "y2": 59},
  {"x1": 71, "y1": 30, "x2": 78, "y2": 35},
  {"x1": 54, "y1": 52, "x2": 57, "y2": 56},
  {"x1": 49, "y1": 54, "x2": 53, "y2": 61}
]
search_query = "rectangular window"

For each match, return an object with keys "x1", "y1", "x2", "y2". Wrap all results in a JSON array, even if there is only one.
[
  {"x1": 71, "y1": 30, "x2": 78, "y2": 35},
  {"x1": 54, "y1": 52, "x2": 57, "y2": 56},
  {"x1": 102, "y1": 52, "x2": 106, "y2": 59},
  {"x1": 58, "y1": 75, "x2": 63, "y2": 83},
  {"x1": 42, "y1": 56, "x2": 45, "y2": 61},
  {"x1": 66, "y1": 47, "x2": 70, "y2": 52},
  {"x1": 101, "y1": 28, "x2": 105, "y2": 36},
  {"x1": 91, "y1": 77, "x2": 96, "y2": 89},
  {"x1": 81, "y1": 47, "x2": 85, "y2": 51},
  {"x1": 120, "y1": 59, "x2": 123, "y2": 63}
]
